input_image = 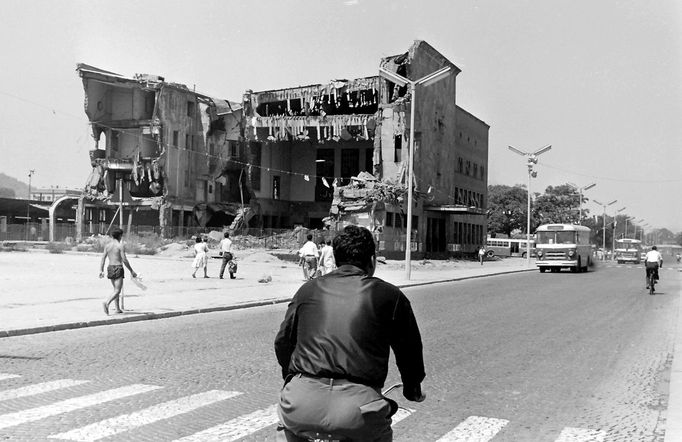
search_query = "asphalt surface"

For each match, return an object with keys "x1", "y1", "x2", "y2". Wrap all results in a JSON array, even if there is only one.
[{"x1": 0, "y1": 250, "x2": 681, "y2": 441}]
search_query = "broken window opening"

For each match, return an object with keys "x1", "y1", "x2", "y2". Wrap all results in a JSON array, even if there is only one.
[
  {"x1": 394, "y1": 135, "x2": 402, "y2": 163},
  {"x1": 255, "y1": 89, "x2": 378, "y2": 117}
]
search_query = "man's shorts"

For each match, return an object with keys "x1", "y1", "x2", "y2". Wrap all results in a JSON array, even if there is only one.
[{"x1": 107, "y1": 265, "x2": 124, "y2": 280}]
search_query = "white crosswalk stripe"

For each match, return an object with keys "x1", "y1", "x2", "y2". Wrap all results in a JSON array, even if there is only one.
[
  {"x1": 0, "y1": 379, "x2": 89, "y2": 402},
  {"x1": 555, "y1": 426, "x2": 607, "y2": 441},
  {"x1": 0, "y1": 379, "x2": 90, "y2": 401},
  {"x1": 49, "y1": 389, "x2": 242, "y2": 441},
  {"x1": 0, "y1": 373, "x2": 20, "y2": 381},
  {"x1": 0, "y1": 384, "x2": 161, "y2": 430},
  {"x1": 435, "y1": 415, "x2": 509, "y2": 441},
  {"x1": 173, "y1": 404, "x2": 280, "y2": 442}
]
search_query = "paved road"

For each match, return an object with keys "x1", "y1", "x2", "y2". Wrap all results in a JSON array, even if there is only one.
[{"x1": 0, "y1": 262, "x2": 679, "y2": 441}]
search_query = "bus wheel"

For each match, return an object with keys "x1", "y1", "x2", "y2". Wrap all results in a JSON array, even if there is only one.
[
  {"x1": 522, "y1": 252, "x2": 527, "y2": 258},
  {"x1": 486, "y1": 250, "x2": 495, "y2": 259},
  {"x1": 539, "y1": 267, "x2": 546, "y2": 273}
]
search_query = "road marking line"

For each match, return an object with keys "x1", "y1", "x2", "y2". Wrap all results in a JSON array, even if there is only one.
[
  {"x1": 555, "y1": 426, "x2": 607, "y2": 441},
  {"x1": 49, "y1": 390, "x2": 241, "y2": 441},
  {"x1": 391, "y1": 407, "x2": 415, "y2": 425},
  {"x1": 0, "y1": 384, "x2": 160, "y2": 430},
  {"x1": 0, "y1": 374, "x2": 20, "y2": 381},
  {"x1": 435, "y1": 415, "x2": 509, "y2": 441},
  {"x1": 0, "y1": 379, "x2": 89, "y2": 402},
  {"x1": 173, "y1": 404, "x2": 279, "y2": 442}
]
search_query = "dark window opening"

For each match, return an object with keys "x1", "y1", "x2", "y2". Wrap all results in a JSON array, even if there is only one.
[
  {"x1": 394, "y1": 135, "x2": 402, "y2": 162},
  {"x1": 315, "y1": 148, "x2": 335, "y2": 202},
  {"x1": 187, "y1": 101, "x2": 195, "y2": 117},
  {"x1": 250, "y1": 142, "x2": 261, "y2": 191},
  {"x1": 386, "y1": 212, "x2": 394, "y2": 227},
  {"x1": 272, "y1": 176, "x2": 280, "y2": 200},
  {"x1": 341, "y1": 149, "x2": 360, "y2": 185}
]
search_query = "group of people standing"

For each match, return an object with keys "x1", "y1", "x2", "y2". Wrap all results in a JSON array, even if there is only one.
[
  {"x1": 191, "y1": 232, "x2": 237, "y2": 279},
  {"x1": 298, "y1": 234, "x2": 337, "y2": 280}
]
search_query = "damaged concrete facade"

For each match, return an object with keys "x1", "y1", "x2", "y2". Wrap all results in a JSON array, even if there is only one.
[
  {"x1": 74, "y1": 40, "x2": 488, "y2": 258},
  {"x1": 243, "y1": 41, "x2": 488, "y2": 257},
  {"x1": 76, "y1": 64, "x2": 246, "y2": 237}
]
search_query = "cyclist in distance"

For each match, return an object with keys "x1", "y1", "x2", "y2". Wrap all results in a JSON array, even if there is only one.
[
  {"x1": 644, "y1": 245, "x2": 663, "y2": 289},
  {"x1": 275, "y1": 225, "x2": 426, "y2": 441}
]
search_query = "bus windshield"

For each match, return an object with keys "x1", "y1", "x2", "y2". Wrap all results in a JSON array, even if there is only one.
[{"x1": 537, "y1": 231, "x2": 576, "y2": 245}]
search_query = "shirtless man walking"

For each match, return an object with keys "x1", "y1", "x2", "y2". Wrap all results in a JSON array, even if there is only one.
[{"x1": 99, "y1": 227, "x2": 137, "y2": 315}]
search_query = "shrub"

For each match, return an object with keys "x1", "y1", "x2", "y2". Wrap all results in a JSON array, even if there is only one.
[{"x1": 46, "y1": 242, "x2": 70, "y2": 254}]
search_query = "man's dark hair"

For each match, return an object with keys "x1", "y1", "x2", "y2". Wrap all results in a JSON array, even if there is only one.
[
  {"x1": 224, "y1": 232, "x2": 230, "y2": 238},
  {"x1": 326, "y1": 239, "x2": 332, "y2": 246},
  {"x1": 652, "y1": 246, "x2": 657, "y2": 250},
  {"x1": 195, "y1": 236, "x2": 202, "y2": 243},
  {"x1": 307, "y1": 234, "x2": 313, "y2": 241},
  {"x1": 332, "y1": 225, "x2": 375, "y2": 268},
  {"x1": 110, "y1": 227, "x2": 123, "y2": 241}
]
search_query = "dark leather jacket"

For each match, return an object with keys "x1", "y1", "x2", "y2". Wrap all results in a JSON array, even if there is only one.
[{"x1": 275, "y1": 265, "x2": 425, "y2": 390}]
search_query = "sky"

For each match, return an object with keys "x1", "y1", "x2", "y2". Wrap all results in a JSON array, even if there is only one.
[{"x1": 1, "y1": 0, "x2": 680, "y2": 232}]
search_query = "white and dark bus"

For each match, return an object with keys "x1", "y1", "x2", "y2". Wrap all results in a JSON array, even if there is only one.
[
  {"x1": 486, "y1": 236, "x2": 536, "y2": 258},
  {"x1": 535, "y1": 224, "x2": 592, "y2": 273}
]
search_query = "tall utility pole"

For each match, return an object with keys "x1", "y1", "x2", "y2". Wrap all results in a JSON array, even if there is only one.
[
  {"x1": 379, "y1": 65, "x2": 453, "y2": 280},
  {"x1": 508, "y1": 144, "x2": 552, "y2": 266},
  {"x1": 25, "y1": 169, "x2": 35, "y2": 241},
  {"x1": 593, "y1": 199, "x2": 617, "y2": 254},
  {"x1": 575, "y1": 182, "x2": 596, "y2": 224}
]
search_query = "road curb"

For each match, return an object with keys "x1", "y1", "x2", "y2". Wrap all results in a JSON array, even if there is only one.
[{"x1": 0, "y1": 268, "x2": 535, "y2": 338}]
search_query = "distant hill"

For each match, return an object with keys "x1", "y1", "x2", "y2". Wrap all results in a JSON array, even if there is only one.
[{"x1": 0, "y1": 173, "x2": 28, "y2": 199}]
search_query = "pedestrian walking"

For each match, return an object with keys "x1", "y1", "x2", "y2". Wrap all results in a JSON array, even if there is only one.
[
  {"x1": 99, "y1": 227, "x2": 137, "y2": 315},
  {"x1": 298, "y1": 234, "x2": 319, "y2": 280},
  {"x1": 218, "y1": 232, "x2": 235, "y2": 279},
  {"x1": 191, "y1": 236, "x2": 209, "y2": 278},
  {"x1": 275, "y1": 225, "x2": 426, "y2": 441},
  {"x1": 318, "y1": 239, "x2": 336, "y2": 275},
  {"x1": 478, "y1": 245, "x2": 486, "y2": 265}
]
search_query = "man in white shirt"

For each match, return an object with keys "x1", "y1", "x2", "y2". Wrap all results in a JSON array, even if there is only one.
[
  {"x1": 219, "y1": 232, "x2": 235, "y2": 279},
  {"x1": 298, "y1": 234, "x2": 319, "y2": 280},
  {"x1": 644, "y1": 246, "x2": 663, "y2": 288}
]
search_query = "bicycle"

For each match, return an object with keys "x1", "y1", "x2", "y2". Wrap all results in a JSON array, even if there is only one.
[
  {"x1": 649, "y1": 271, "x2": 656, "y2": 295},
  {"x1": 277, "y1": 382, "x2": 416, "y2": 442}
]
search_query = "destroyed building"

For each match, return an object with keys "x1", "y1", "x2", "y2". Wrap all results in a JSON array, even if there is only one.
[
  {"x1": 75, "y1": 64, "x2": 246, "y2": 238},
  {"x1": 243, "y1": 40, "x2": 489, "y2": 258},
  {"x1": 73, "y1": 40, "x2": 488, "y2": 258}
]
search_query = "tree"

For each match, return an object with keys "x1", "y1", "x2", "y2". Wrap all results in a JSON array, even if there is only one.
[
  {"x1": 487, "y1": 184, "x2": 527, "y2": 237},
  {"x1": 533, "y1": 184, "x2": 584, "y2": 226}
]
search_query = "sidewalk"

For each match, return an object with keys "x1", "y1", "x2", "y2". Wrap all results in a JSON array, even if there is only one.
[{"x1": 0, "y1": 249, "x2": 534, "y2": 338}]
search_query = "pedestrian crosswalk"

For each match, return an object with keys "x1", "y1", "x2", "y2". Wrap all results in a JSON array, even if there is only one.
[{"x1": 0, "y1": 372, "x2": 611, "y2": 441}]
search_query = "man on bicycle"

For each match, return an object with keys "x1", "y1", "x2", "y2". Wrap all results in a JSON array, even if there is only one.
[
  {"x1": 644, "y1": 245, "x2": 663, "y2": 289},
  {"x1": 275, "y1": 225, "x2": 425, "y2": 441}
]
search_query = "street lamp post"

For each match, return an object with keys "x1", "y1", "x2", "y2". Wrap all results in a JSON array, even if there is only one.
[
  {"x1": 25, "y1": 169, "x2": 35, "y2": 241},
  {"x1": 593, "y1": 199, "x2": 617, "y2": 256},
  {"x1": 576, "y1": 183, "x2": 596, "y2": 224},
  {"x1": 508, "y1": 144, "x2": 552, "y2": 266},
  {"x1": 613, "y1": 207, "x2": 626, "y2": 251},
  {"x1": 379, "y1": 65, "x2": 453, "y2": 280}
]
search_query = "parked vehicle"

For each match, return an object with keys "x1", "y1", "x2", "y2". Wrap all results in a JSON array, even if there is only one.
[{"x1": 486, "y1": 236, "x2": 536, "y2": 258}]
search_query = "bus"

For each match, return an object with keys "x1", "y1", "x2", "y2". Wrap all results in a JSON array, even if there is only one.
[
  {"x1": 486, "y1": 236, "x2": 536, "y2": 258},
  {"x1": 535, "y1": 224, "x2": 592, "y2": 273},
  {"x1": 614, "y1": 238, "x2": 642, "y2": 264}
]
